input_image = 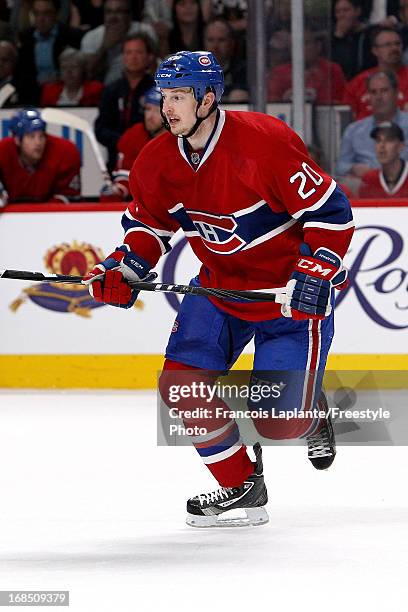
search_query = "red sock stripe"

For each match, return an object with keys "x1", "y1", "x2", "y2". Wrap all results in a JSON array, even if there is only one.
[{"x1": 302, "y1": 319, "x2": 321, "y2": 413}]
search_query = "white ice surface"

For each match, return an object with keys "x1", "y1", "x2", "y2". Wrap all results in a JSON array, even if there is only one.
[{"x1": 0, "y1": 390, "x2": 407, "y2": 612}]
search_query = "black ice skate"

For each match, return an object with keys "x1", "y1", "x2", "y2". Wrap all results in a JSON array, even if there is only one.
[
  {"x1": 307, "y1": 391, "x2": 336, "y2": 470},
  {"x1": 186, "y1": 443, "x2": 268, "y2": 528}
]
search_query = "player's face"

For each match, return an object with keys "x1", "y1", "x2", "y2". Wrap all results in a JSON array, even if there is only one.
[
  {"x1": 144, "y1": 103, "x2": 163, "y2": 135},
  {"x1": 372, "y1": 31, "x2": 403, "y2": 65},
  {"x1": 161, "y1": 87, "x2": 198, "y2": 136},
  {"x1": 367, "y1": 76, "x2": 397, "y2": 115},
  {"x1": 375, "y1": 134, "x2": 404, "y2": 165},
  {"x1": 17, "y1": 131, "x2": 47, "y2": 164}
]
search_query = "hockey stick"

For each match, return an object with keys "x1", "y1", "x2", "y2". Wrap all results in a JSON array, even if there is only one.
[
  {"x1": 41, "y1": 107, "x2": 112, "y2": 186},
  {"x1": 0, "y1": 269, "x2": 286, "y2": 304},
  {"x1": 0, "y1": 83, "x2": 16, "y2": 108}
]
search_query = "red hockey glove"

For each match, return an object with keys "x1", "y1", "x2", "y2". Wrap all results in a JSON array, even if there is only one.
[
  {"x1": 83, "y1": 245, "x2": 156, "y2": 308},
  {"x1": 281, "y1": 244, "x2": 348, "y2": 320}
]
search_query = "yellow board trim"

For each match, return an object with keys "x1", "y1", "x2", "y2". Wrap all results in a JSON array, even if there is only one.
[{"x1": 0, "y1": 354, "x2": 407, "y2": 389}]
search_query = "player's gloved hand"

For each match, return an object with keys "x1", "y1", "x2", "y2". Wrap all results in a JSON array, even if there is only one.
[
  {"x1": 83, "y1": 245, "x2": 156, "y2": 308},
  {"x1": 99, "y1": 180, "x2": 128, "y2": 202},
  {"x1": 281, "y1": 243, "x2": 348, "y2": 320}
]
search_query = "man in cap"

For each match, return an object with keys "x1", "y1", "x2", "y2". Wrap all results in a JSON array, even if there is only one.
[{"x1": 359, "y1": 121, "x2": 408, "y2": 196}]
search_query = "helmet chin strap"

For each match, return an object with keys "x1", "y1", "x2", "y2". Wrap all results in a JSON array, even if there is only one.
[
  {"x1": 159, "y1": 97, "x2": 218, "y2": 139},
  {"x1": 182, "y1": 98, "x2": 218, "y2": 139}
]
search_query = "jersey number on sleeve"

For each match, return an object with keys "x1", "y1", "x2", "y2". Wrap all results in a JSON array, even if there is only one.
[{"x1": 289, "y1": 162, "x2": 323, "y2": 200}]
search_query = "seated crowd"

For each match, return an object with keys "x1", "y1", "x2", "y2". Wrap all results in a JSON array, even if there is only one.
[{"x1": 1, "y1": 0, "x2": 408, "y2": 202}]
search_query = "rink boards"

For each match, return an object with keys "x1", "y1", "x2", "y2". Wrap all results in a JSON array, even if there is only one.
[{"x1": 0, "y1": 201, "x2": 407, "y2": 388}]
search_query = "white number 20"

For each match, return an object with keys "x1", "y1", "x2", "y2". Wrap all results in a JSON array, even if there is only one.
[{"x1": 289, "y1": 162, "x2": 323, "y2": 200}]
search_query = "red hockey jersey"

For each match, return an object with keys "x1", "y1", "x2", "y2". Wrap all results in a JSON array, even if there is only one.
[
  {"x1": 359, "y1": 161, "x2": 408, "y2": 198},
  {"x1": 123, "y1": 110, "x2": 354, "y2": 320},
  {"x1": 112, "y1": 123, "x2": 151, "y2": 195},
  {"x1": 0, "y1": 135, "x2": 81, "y2": 203}
]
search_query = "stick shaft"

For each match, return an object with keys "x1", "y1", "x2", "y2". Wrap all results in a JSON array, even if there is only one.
[
  {"x1": 0, "y1": 269, "x2": 285, "y2": 303},
  {"x1": 42, "y1": 108, "x2": 110, "y2": 181}
]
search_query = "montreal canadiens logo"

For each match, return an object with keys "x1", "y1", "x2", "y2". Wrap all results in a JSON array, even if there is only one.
[
  {"x1": 187, "y1": 210, "x2": 245, "y2": 254},
  {"x1": 198, "y1": 55, "x2": 211, "y2": 66}
]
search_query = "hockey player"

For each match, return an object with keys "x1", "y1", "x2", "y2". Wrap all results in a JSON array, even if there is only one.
[
  {"x1": 0, "y1": 108, "x2": 81, "y2": 205},
  {"x1": 84, "y1": 52, "x2": 354, "y2": 527},
  {"x1": 100, "y1": 86, "x2": 165, "y2": 201}
]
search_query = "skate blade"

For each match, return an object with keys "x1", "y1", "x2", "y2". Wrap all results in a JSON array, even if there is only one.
[{"x1": 186, "y1": 506, "x2": 269, "y2": 528}]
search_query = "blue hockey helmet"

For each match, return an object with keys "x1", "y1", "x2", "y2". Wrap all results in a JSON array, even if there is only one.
[
  {"x1": 143, "y1": 85, "x2": 162, "y2": 107},
  {"x1": 155, "y1": 51, "x2": 224, "y2": 103},
  {"x1": 9, "y1": 108, "x2": 46, "y2": 139}
]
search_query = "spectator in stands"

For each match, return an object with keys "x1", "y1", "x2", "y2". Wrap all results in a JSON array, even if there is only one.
[
  {"x1": 15, "y1": 0, "x2": 83, "y2": 105},
  {"x1": 203, "y1": 18, "x2": 248, "y2": 101},
  {"x1": 81, "y1": 0, "x2": 156, "y2": 85},
  {"x1": 94, "y1": 32, "x2": 156, "y2": 171},
  {"x1": 210, "y1": 0, "x2": 247, "y2": 33},
  {"x1": 344, "y1": 26, "x2": 408, "y2": 118},
  {"x1": 10, "y1": 0, "x2": 71, "y2": 34},
  {"x1": 40, "y1": 47, "x2": 103, "y2": 106},
  {"x1": 268, "y1": 0, "x2": 290, "y2": 35},
  {"x1": 331, "y1": 0, "x2": 372, "y2": 80},
  {"x1": 142, "y1": 0, "x2": 173, "y2": 57},
  {"x1": 337, "y1": 70, "x2": 408, "y2": 180},
  {"x1": 143, "y1": 0, "x2": 173, "y2": 30},
  {"x1": 0, "y1": 41, "x2": 19, "y2": 107},
  {"x1": 268, "y1": 29, "x2": 291, "y2": 70},
  {"x1": 399, "y1": 0, "x2": 408, "y2": 57},
  {"x1": 0, "y1": 108, "x2": 81, "y2": 206},
  {"x1": 168, "y1": 0, "x2": 205, "y2": 54},
  {"x1": 358, "y1": 121, "x2": 408, "y2": 196},
  {"x1": 70, "y1": 0, "x2": 104, "y2": 31},
  {"x1": 267, "y1": 28, "x2": 346, "y2": 104},
  {"x1": 101, "y1": 85, "x2": 166, "y2": 201}
]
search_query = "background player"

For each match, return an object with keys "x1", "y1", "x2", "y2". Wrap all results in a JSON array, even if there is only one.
[
  {"x1": 101, "y1": 85, "x2": 165, "y2": 201},
  {"x1": 84, "y1": 52, "x2": 354, "y2": 528},
  {"x1": 0, "y1": 109, "x2": 81, "y2": 205}
]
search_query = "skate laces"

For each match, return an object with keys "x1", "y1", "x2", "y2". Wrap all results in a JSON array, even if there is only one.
[
  {"x1": 307, "y1": 426, "x2": 332, "y2": 458},
  {"x1": 198, "y1": 487, "x2": 234, "y2": 506}
]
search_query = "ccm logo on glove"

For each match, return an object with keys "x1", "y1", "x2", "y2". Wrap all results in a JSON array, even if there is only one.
[
  {"x1": 296, "y1": 259, "x2": 337, "y2": 277},
  {"x1": 282, "y1": 244, "x2": 348, "y2": 320}
]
